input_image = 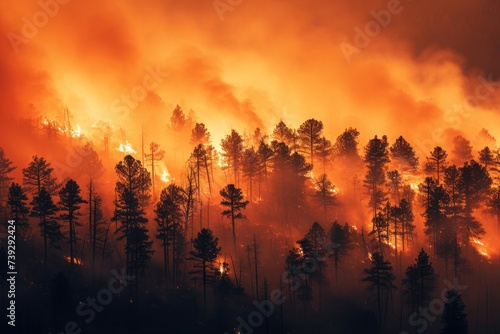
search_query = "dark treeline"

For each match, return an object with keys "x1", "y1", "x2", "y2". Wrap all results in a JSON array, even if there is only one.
[{"x1": 0, "y1": 107, "x2": 499, "y2": 333}]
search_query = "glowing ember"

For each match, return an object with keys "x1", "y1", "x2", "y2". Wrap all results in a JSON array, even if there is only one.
[
  {"x1": 219, "y1": 262, "x2": 224, "y2": 274},
  {"x1": 117, "y1": 141, "x2": 136, "y2": 154},
  {"x1": 65, "y1": 256, "x2": 83, "y2": 265},
  {"x1": 368, "y1": 252, "x2": 373, "y2": 261}
]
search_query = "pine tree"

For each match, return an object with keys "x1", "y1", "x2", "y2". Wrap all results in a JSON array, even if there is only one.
[
  {"x1": 30, "y1": 188, "x2": 62, "y2": 269},
  {"x1": 441, "y1": 289, "x2": 468, "y2": 334},
  {"x1": 297, "y1": 118, "x2": 323, "y2": 167},
  {"x1": 58, "y1": 179, "x2": 87, "y2": 269},
  {"x1": 478, "y1": 146, "x2": 494, "y2": 169},
  {"x1": 22, "y1": 155, "x2": 60, "y2": 195},
  {"x1": 0, "y1": 148, "x2": 16, "y2": 206},
  {"x1": 386, "y1": 170, "x2": 403, "y2": 203},
  {"x1": 316, "y1": 137, "x2": 333, "y2": 173},
  {"x1": 363, "y1": 135, "x2": 390, "y2": 219},
  {"x1": 191, "y1": 122, "x2": 211, "y2": 146},
  {"x1": 426, "y1": 147, "x2": 448, "y2": 184},
  {"x1": 188, "y1": 228, "x2": 221, "y2": 312},
  {"x1": 154, "y1": 184, "x2": 186, "y2": 285},
  {"x1": 362, "y1": 252, "x2": 396, "y2": 324},
  {"x1": 76, "y1": 142, "x2": 104, "y2": 180},
  {"x1": 452, "y1": 135, "x2": 473, "y2": 165},
  {"x1": 7, "y1": 183, "x2": 30, "y2": 238},
  {"x1": 390, "y1": 136, "x2": 419, "y2": 173},
  {"x1": 241, "y1": 147, "x2": 261, "y2": 202},
  {"x1": 272, "y1": 120, "x2": 297, "y2": 149},
  {"x1": 333, "y1": 127, "x2": 361, "y2": 162},
  {"x1": 314, "y1": 174, "x2": 336, "y2": 222},
  {"x1": 402, "y1": 249, "x2": 436, "y2": 313},
  {"x1": 145, "y1": 142, "x2": 165, "y2": 198},
  {"x1": 328, "y1": 222, "x2": 353, "y2": 286},
  {"x1": 220, "y1": 184, "x2": 249, "y2": 254},
  {"x1": 221, "y1": 130, "x2": 245, "y2": 186},
  {"x1": 112, "y1": 155, "x2": 154, "y2": 301}
]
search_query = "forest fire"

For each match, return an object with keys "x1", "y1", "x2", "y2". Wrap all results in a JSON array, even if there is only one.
[
  {"x1": 117, "y1": 141, "x2": 137, "y2": 154},
  {"x1": 472, "y1": 238, "x2": 492, "y2": 260},
  {"x1": 160, "y1": 169, "x2": 170, "y2": 183},
  {"x1": 3, "y1": 0, "x2": 500, "y2": 333},
  {"x1": 64, "y1": 256, "x2": 83, "y2": 266}
]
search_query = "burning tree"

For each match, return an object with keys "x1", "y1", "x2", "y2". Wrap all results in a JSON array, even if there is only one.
[{"x1": 58, "y1": 179, "x2": 87, "y2": 270}]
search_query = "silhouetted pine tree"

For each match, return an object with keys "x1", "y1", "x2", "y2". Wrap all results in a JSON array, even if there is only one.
[
  {"x1": 30, "y1": 187, "x2": 62, "y2": 269},
  {"x1": 441, "y1": 289, "x2": 468, "y2": 334},
  {"x1": 363, "y1": 135, "x2": 390, "y2": 219},
  {"x1": 188, "y1": 228, "x2": 221, "y2": 312},
  {"x1": 390, "y1": 136, "x2": 419, "y2": 173},
  {"x1": 426, "y1": 147, "x2": 448, "y2": 184},
  {"x1": 221, "y1": 130, "x2": 245, "y2": 186},
  {"x1": 220, "y1": 184, "x2": 249, "y2": 254},
  {"x1": 297, "y1": 118, "x2": 323, "y2": 167},
  {"x1": 7, "y1": 183, "x2": 30, "y2": 238},
  {"x1": 402, "y1": 249, "x2": 436, "y2": 313},
  {"x1": 328, "y1": 222, "x2": 353, "y2": 286}
]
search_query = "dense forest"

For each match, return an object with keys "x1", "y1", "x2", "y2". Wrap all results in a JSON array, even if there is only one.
[{"x1": 1, "y1": 107, "x2": 499, "y2": 334}]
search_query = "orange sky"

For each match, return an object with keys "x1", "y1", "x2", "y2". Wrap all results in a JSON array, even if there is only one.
[{"x1": 1, "y1": 0, "x2": 500, "y2": 157}]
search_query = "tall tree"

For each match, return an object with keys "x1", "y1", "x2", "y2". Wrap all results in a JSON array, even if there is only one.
[
  {"x1": 220, "y1": 184, "x2": 249, "y2": 254},
  {"x1": 452, "y1": 135, "x2": 473, "y2": 165},
  {"x1": 390, "y1": 136, "x2": 419, "y2": 173},
  {"x1": 23, "y1": 155, "x2": 60, "y2": 195},
  {"x1": 241, "y1": 147, "x2": 261, "y2": 202},
  {"x1": 7, "y1": 183, "x2": 30, "y2": 239},
  {"x1": 457, "y1": 160, "x2": 491, "y2": 243},
  {"x1": 170, "y1": 104, "x2": 189, "y2": 133},
  {"x1": 363, "y1": 135, "x2": 390, "y2": 219},
  {"x1": 316, "y1": 137, "x2": 333, "y2": 173},
  {"x1": 272, "y1": 120, "x2": 297, "y2": 150},
  {"x1": 0, "y1": 148, "x2": 16, "y2": 205},
  {"x1": 58, "y1": 180, "x2": 86, "y2": 269},
  {"x1": 145, "y1": 142, "x2": 165, "y2": 198},
  {"x1": 297, "y1": 118, "x2": 324, "y2": 167},
  {"x1": 88, "y1": 190, "x2": 107, "y2": 272},
  {"x1": 257, "y1": 139, "x2": 274, "y2": 195},
  {"x1": 402, "y1": 249, "x2": 436, "y2": 313},
  {"x1": 478, "y1": 146, "x2": 495, "y2": 169},
  {"x1": 221, "y1": 130, "x2": 245, "y2": 186},
  {"x1": 441, "y1": 289, "x2": 468, "y2": 334},
  {"x1": 486, "y1": 187, "x2": 500, "y2": 232},
  {"x1": 191, "y1": 122, "x2": 211, "y2": 146},
  {"x1": 386, "y1": 170, "x2": 403, "y2": 203},
  {"x1": 30, "y1": 188, "x2": 62, "y2": 269},
  {"x1": 154, "y1": 184, "x2": 186, "y2": 285},
  {"x1": 328, "y1": 222, "x2": 352, "y2": 286},
  {"x1": 314, "y1": 174, "x2": 336, "y2": 222},
  {"x1": 112, "y1": 155, "x2": 154, "y2": 301},
  {"x1": 422, "y1": 184, "x2": 450, "y2": 254},
  {"x1": 426, "y1": 147, "x2": 448, "y2": 184},
  {"x1": 333, "y1": 127, "x2": 361, "y2": 162},
  {"x1": 362, "y1": 252, "x2": 396, "y2": 324},
  {"x1": 76, "y1": 142, "x2": 104, "y2": 180},
  {"x1": 188, "y1": 228, "x2": 221, "y2": 312}
]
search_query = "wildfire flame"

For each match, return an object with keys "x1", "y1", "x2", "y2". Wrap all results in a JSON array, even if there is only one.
[
  {"x1": 160, "y1": 169, "x2": 170, "y2": 183},
  {"x1": 472, "y1": 238, "x2": 491, "y2": 260},
  {"x1": 65, "y1": 256, "x2": 83, "y2": 265},
  {"x1": 70, "y1": 125, "x2": 82, "y2": 138},
  {"x1": 117, "y1": 141, "x2": 136, "y2": 154}
]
